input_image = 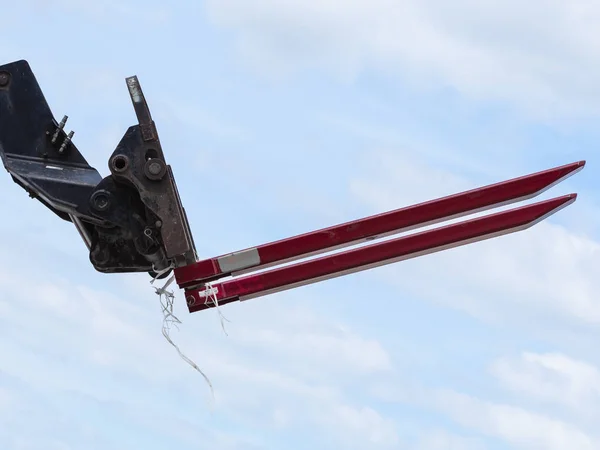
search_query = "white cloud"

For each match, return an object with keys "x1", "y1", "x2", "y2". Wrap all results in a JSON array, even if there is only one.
[
  {"x1": 0, "y1": 387, "x2": 14, "y2": 411},
  {"x1": 155, "y1": 97, "x2": 249, "y2": 142},
  {"x1": 231, "y1": 315, "x2": 392, "y2": 375},
  {"x1": 24, "y1": 0, "x2": 171, "y2": 24},
  {"x1": 205, "y1": 0, "x2": 600, "y2": 119},
  {"x1": 373, "y1": 382, "x2": 599, "y2": 450},
  {"x1": 415, "y1": 430, "x2": 483, "y2": 450},
  {"x1": 432, "y1": 389, "x2": 598, "y2": 450},
  {"x1": 319, "y1": 405, "x2": 399, "y2": 448},
  {"x1": 0, "y1": 242, "x2": 398, "y2": 448},
  {"x1": 490, "y1": 352, "x2": 600, "y2": 416},
  {"x1": 349, "y1": 150, "x2": 471, "y2": 210}
]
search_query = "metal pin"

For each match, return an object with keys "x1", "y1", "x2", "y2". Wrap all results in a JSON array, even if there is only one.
[
  {"x1": 59, "y1": 131, "x2": 74, "y2": 153},
  {"x1": 51, "y1": 115, "x2": 68, "y2": 144}
]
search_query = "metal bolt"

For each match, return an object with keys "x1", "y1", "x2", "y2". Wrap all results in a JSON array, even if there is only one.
[
  {"x1": 148, "y1": 161, "x2": 162, "y2": 175},
  {"x1": 186, "y1": 295, "x2": 196, "y2": 306},
  {"x1": 91, "y1": 191, "x2": 110, "y2": 211},
  {"x1": 155, "y1": 220, "x2": 162, "y2": 228},
  {"x1": 0, "y1": 71, "x2": 9, "y2": 87},
  {"x1": 144, "y1": 158, "x2": 166, "y2": 180},
  {"x1": 92, "y1": 247, "x2": 110, "y2": 265},
  {"x1": 51, "y1": 115, "x2": 68, "y2": 144},
  {"x1": 95, "y1": 195, "x2": 109, "y2": 210},
  {"x1": 59, "y1": 131, "x2": 74, "y2": 153}
]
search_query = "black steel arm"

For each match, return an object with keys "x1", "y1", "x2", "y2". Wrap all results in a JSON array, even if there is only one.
[{"x1": 0, "y1": 60, "x2": 197, "y2": 277}]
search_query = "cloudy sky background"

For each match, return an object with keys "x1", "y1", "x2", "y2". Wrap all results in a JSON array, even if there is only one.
[{"x1": 1, "y1": 1, "x2": 600, "y2": 449}]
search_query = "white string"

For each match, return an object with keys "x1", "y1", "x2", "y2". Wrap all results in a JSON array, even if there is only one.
[
  {"x1": 202, "y1": 283, "x2": 230, "y2": 336},
  {"x1": 150, "y1": 263, "x2": 174, "y2": 281},
  {"x1": 151, "y1": 268, "x2": 215, "y2": 401}
]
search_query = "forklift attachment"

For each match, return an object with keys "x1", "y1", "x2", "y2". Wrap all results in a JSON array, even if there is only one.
[
  {"x1": 0, "y1": 60, "x2": 197, "y2": 278},
  {"x1": 0, "y1": 59, "x2": 586, "y2": 312}
]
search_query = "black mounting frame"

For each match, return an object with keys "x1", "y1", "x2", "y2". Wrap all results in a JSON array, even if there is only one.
[{"x1": 0, "y1": 60, "x2": 197, "y2": 277}]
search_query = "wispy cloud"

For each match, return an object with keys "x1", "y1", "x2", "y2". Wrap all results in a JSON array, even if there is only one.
[{"x1": 205, "y1": 0, "x2": 600, "y2": 120}]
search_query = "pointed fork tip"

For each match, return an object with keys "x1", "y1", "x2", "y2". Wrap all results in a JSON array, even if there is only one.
[
  {"x1": 554, "y1": 192, "x2": 578, "y2": 203},
  {"x1": 547, "y1": 193, "x2": 578, "y2": 211},
  {"x1": 563, "y1": 160, "x2": 586, "y2": 171}
]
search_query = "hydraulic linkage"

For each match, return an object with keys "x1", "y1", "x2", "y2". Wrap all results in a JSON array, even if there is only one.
[
  {"x1": 0, "y1": 60, "x2": 197, "y2": 279},
  {"x1": 0, "y1": 60, "x2": 586, "y2": 313}
]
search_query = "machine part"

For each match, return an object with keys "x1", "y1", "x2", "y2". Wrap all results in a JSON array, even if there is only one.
[
  {"x1": 0, "y1": 60, "x2": 197, "y2": 276},
  {"x1": 0, "y1": 59, "x2": 587, "y2": 314},
  {"x1": 0, "y1": 71, "x2": 10, "y2": 87}
]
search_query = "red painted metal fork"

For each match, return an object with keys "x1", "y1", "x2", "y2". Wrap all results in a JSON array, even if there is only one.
[
  {"x1": 175, "y1": 161, "x2": 584, "y2": 313},
  {"x1": 184, "y1": 195, "x2": 575, "y2": 312}
]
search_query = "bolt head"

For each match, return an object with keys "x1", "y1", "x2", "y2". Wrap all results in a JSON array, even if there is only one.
[
  {"x1": 0, "y1": 71, "x2": 10, "y2": 87},
  {"x1": 144, "y1": 159, "x2": 166, "y2": 180},
  {"x1": 148, "y1": 162, "x2": 162, "y2": 175},
  {"x1": 95, "y1": 196, "x2": 109, "y2": 209},
  {"x1": 91, "y1": 191, "x2": 111, "y2": 212}
]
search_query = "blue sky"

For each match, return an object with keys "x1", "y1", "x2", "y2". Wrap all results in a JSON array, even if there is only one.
[{"x1": 1, "y1": 1, "x2": 600, "y2": 449}]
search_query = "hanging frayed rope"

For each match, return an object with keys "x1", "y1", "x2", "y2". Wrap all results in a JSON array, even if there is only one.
[
  {"x1": 201, "y1": 282, "x2": 231, "y2": 336},
  {"x1": 150, "y1": 266, "x2": 215, "y2": 399}
]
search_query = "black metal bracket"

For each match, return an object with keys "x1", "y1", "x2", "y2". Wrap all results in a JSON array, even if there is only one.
[{"x1": 0, "y1": 60, "x2": 197, "y2": 277}]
